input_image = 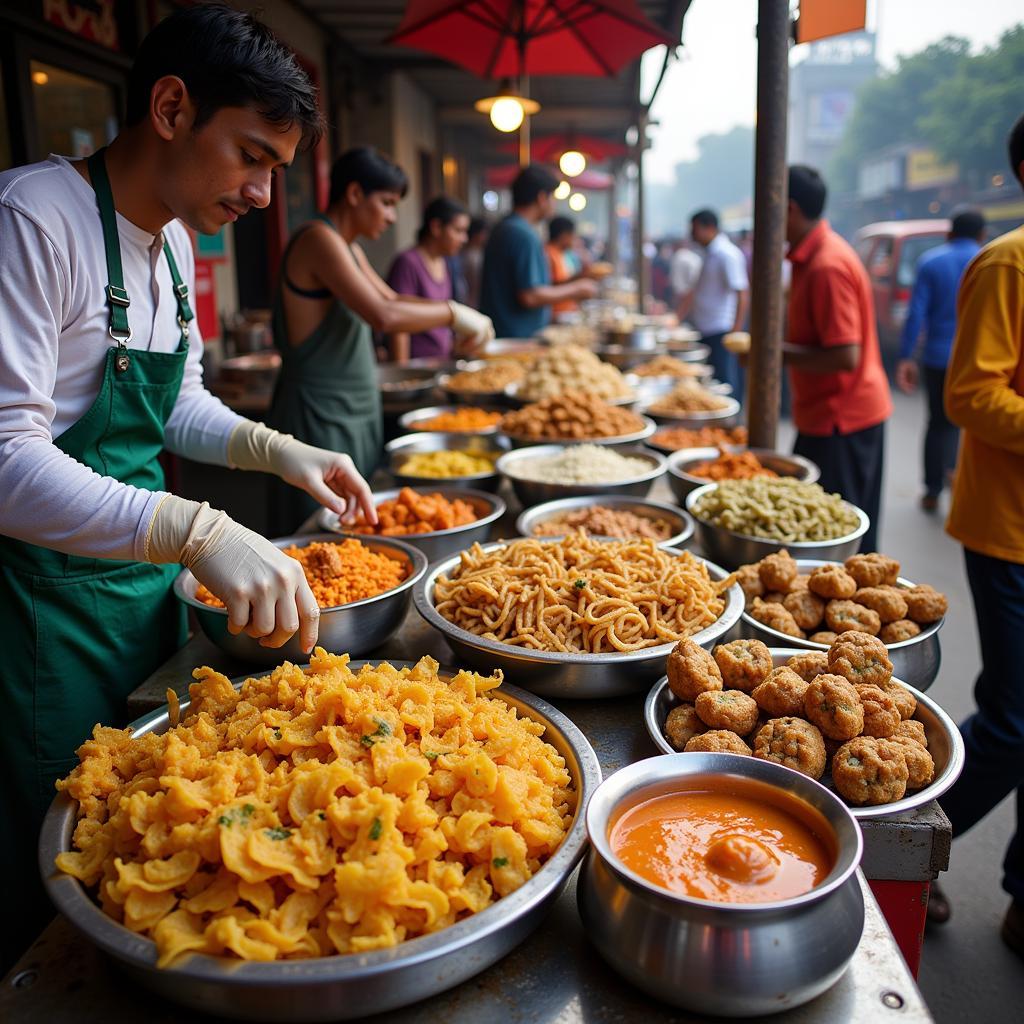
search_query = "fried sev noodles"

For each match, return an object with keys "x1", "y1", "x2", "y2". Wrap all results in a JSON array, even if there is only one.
[{"x1": 433, "y1": 531, "x2": 734, "y2": 654}]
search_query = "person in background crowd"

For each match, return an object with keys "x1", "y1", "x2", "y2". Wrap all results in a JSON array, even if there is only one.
[
  {"x1": 927, "y1": 114, "x2": 1024, "y2": 961},
  {"x1": 266, "y1": 147, "x2": 492, "y2": 532},
  {"x1": 670, "y1": 237, "x2": 703, "y2": 309},
  {"x1": 386, "y1": 195, "x2": 471, "y2": 363},
  {"x1": 896, "y1": 208, "x2": 986, "y2": 512},
  {"x1": 480, "y1": 165, "x2": 598, "y2": 338},
  {"x1": 546, "y1": 216, "x2": 587, "y2": 317},
  {"x1": 782, "y1": 165, "x2": 892, "y2": 553},
  {"x1": 651, "y1": 239, "x2": 674, "y2": 304},
  {"x1": 677, "y1": 209, "x2": 748, "y2": 389},
  {"x1": 458, "y1": 216, "x2": 489, "y2": 308}
]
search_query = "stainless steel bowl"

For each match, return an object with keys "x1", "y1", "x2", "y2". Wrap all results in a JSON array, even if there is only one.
[
  {"x1": 397, "y1": 404, "x2": 504, "y2": 436},
  {"x1": 496, "y1": 444, "x2": 666, "y2": 507},
  {"x1": 667, "y1": 447, "x2": 821, "y2": 504},
  {"x1": 593, "y1": 342, "x2": 669, "y2": 370},
  {"x1": 376, "y1": 361, "x2": 444, "y2": 411},
  {"x1": 626, "y1": 363, "x2": 715, "y2": 386},
  {"x1": 644, "y1": 651, "x2": 963, "y2": 817},
  {"x1": 739, "y1": 560, "x2": 945, "y2": 690},
  {"x1": 316, "y1": 488, "x2": 506, "y2": 563},
  {"x1": 173, "y1": 535, "x2": 427, "y2": 668},
  {"x1": 661, "y1": 337, "x2": 711, "y2": 363},
  {"x1": 500, "y1": 415, "x2": 657, "y2": 451},
  {"x1": 385, "y1": 431, "x2": 510, "y2": 492},
  {"x1": 439, "y1": 359, "x2": 521, "y2": 405},
  {"x1": 39, "y1": 664, "x2": 602, "y2": 1023},
  {"x1": 643, "y1": 394, "x2": 742, "y2": 428},
  {"x1": 515, "y1": 494, "x2": 694, "y2": 549},
  {"x1": 482, "y1": 337, "x2": 547, "y2": 359},
  {"x1": 578, "y1": 753, "x2": 864, "y2": 1016},
  {"x1": 413, "y1": 543, "x2": 744, "y2": 699},
  {"x1": 686, "y1": 482, "x2": 870, "y2": 569}
]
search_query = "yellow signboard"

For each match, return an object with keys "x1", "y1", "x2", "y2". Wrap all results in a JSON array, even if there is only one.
[{"x1": 906, "y1": 150, "x2": 959, "y2": 190}]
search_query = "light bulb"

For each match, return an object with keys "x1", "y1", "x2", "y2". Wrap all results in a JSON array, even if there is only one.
[
  {"x1": 559, "y1": 150, "x2": 586, "y2": 178},
  {"x1": 489, "y1": 96, "x2": 525, "y2": 133},
  {"x1": 568, "y1": 193, "x2": 587, "y2": 212},
  {"x1": 554, "y1": 181, "x2": 571, "y2": 200}
]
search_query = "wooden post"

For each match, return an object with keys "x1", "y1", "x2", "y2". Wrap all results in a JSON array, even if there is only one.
[
  {"x1": 747, "y1": 0, "x2": 790, "y2": 448},
  {"x1": 634, "y1": 113, "x2": 648, "y2": 311},
  {"x1": 607, "y1": 161, "x2": 620, "y2": 270}
]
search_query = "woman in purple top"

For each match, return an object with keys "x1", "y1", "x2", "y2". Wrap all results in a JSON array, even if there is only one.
[{"x1": 386, "y1": 196, "x2": 470, "y2": 362}]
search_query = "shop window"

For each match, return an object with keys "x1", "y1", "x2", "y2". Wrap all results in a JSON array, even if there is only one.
[{"x1": 30, "y1": 60, "x2": 117, "y2": 159}]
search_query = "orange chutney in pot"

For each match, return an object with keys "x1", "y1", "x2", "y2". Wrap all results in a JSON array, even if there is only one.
[{"x1": 609, "y1": 777, "x2": 835, "y2": 903}]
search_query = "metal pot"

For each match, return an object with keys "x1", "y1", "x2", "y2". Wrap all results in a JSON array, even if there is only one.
[
  {"x1": 667, "y1": 447, "x2": 820, "y2": 504},
  {"x1": 385, "y1": 432, "x2": 510, "y2": 492},
  {"x1": 578, "y1": 753, "x2": 865, "y2": 1016}
]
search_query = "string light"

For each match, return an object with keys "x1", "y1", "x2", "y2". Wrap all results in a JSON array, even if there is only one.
[
  {"x1": 554, "y1": 181, "x2": 571, "y2": 200},
  {"x1": 568, "y1": 193, "x2": 587, "y2": 212},
  {"x1": 559, "y1": 150, "x2": 586, "y2": 177}
]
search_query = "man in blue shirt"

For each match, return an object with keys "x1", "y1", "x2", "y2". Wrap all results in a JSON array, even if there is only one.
[
  {"x1": 480, "y1": 165, "x2": 597, "y2": 337},
  {"x1": 896, "y1": 209, "x2": 986, "y2": 511}
]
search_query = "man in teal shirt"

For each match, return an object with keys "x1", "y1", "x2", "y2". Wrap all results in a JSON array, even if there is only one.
[{"x1": 480, "y1": 165, "x2": 597, "y2": 337}]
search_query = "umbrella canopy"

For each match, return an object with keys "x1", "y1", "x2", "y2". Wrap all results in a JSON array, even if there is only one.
[
  {"x1": 484, "y1": 164, "x2": 613, "y2": 189},
  {"x1": 497, "y1": 134, "x2": 629, "y2": 162},
  {"x1": 389, "y1": 0, "x2": 674, "y2": 79}
]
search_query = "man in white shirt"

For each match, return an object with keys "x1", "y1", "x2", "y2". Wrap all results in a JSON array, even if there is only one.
[
  {"x1": 0, "y1": 5, "x2": 375, "y2": 969},
  {"x1": 670, "y1": 239, "x2": 703, "y2": 306},
  {"x1": 677, "y1": 209, "x2": 750, "y2": 391}
]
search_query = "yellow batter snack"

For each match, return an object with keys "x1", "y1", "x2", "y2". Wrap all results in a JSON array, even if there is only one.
[
  {"x1": 399, "y1": 450, "x2": 497, "y2": 478},
  {"x1": 752, "y1": 717, "x2": 827, "y2": 780},
  {"x1": 664, "y1": 704, "x2": 707, "y2": 751},
  {"x1": 758, "y1": 549, "x2": 798, "y2": 592},
  {"x1": 880, "y1": 619, "x2": 922, "y2": 644},
  {"x1": 807, "y1": 564, "x2": 858, "y2": 600},
  {"x1": 684, "y1": 730, "x2": 752, "y2": 755},
  {"x1": 853, "y1": 684, "x2": 901, "y2": 739},
  {"x1": 804, "y1": 674, "x2": 864, "y2": 741},
  {"x1": 831, "y1": 736, "x2": 909, "y2": 806},
  {"x1": 667, "y1": 638, "x2": 724, "y2": 702},
  {"x1": 825, "y1": 600, "x2": 882, "y2": 637},
  {"x1": 695, "y1": 689, "x2": 760, "y2": 735},
  {"x1": 844, "y1": 553, "x2": 900, "y2": 588},
  {"x1": 713, "y1": 639, "x2": 773, "y2": 693},
  {"x1": 903, "y1": 585, "x2": 949, "y2": 624},
  {"x1": 752, "y1": 667, "x2": 810, "y2": 718},
  {"x1": 854, "y1": 587, "x2": 909, "y2": 624}
]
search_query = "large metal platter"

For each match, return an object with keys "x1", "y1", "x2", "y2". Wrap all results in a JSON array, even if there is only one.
[{"x1": 39, "y1": 661, "x2": 601, "y2": 1022}]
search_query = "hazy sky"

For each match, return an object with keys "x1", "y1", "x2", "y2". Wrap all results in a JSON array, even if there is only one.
[{"x1": 642, "y1": 0, "x2": 1023, "y2": 184}]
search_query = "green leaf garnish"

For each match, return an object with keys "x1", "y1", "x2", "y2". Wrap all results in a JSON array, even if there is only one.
[
  {"x1": 369, "y1": 818, "x2": 382, "y2": 841},
  {"x1": 265, "y1": 826, "x2": 292, "y2": 841},
  {"x1": 492, "y1": 857, "x2": 509, "y2": 868},
  {"x1": 574, "y1": 578, "x2": 586, "y2": 589},
  {"x1": 424, "y1": 751, "x2": 440, "y2": 761}
]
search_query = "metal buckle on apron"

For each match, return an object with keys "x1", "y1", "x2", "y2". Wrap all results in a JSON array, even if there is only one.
[{"x1": 109, "y1": 325, "x2": 133, "y2": 372}]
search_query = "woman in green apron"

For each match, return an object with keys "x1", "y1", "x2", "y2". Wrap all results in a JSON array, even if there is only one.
[
  {"x1": 0, "y1": 8, "x2": 377, "y2": 971},
  {"x1": 266, "y1": 147, "x2": 494, "y2": 535}
]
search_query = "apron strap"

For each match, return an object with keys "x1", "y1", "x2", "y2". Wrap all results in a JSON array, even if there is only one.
[
  {"x1": 86, "y1": 148, "x2": 132, "y2": 344},
  {"x1": 162, "y1": 241, "x2": 194, "y2": 338}
]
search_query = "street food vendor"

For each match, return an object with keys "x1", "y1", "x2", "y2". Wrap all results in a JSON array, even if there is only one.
[
  {"x1": 0, "y1": 5, "x2": 375, "y2": 968},
  {"x1": 265, "y1": 146, "x2": 494, "y2": 534}
]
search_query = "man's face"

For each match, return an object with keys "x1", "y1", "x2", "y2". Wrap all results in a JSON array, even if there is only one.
[
  {"x1": 354, "y1": 187, "x2": 402, "y2": 241},
  {"x1": 158, "y1": 104, "x2": 302, "y2": 235},
  {"x1": 537, "y1": 191, "x2": 555, "y2": 219},
  {"x1": 691, "y1": 221, "x2": 714, "y2": 248}
]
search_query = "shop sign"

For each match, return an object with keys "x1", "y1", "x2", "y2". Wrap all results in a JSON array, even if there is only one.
[
  {"x1": 44, "y1": 0, "x2": 120, "y2": 52},
  {"x1": 905, "y1": 149, "x2": 959, "y2": 190}
]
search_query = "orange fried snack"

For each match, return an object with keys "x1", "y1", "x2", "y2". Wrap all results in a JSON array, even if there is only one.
[
  {"x1": 350, "y1": 487, "x2": 478, "y2": 537},
  {"x1": 689, "y1": 450, "x2": 779, "y2": 482},
  {"x1": 416, "y1": 407, "x2": 502, "y2": 432},
  {"x1": 196, "y1": 539, "x2": 407, "y2": 610}
]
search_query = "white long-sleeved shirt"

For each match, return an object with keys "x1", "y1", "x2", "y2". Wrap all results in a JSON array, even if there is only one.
[{"x1": 0, "y1": 156, "x2": 243, "y2": 561}]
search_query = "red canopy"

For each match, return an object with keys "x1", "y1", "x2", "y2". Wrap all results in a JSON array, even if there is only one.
[
  {"x1": 497, "y1": 134, "x2": 629, "y2": 162},
  {"x1": 484, "y1": 164, "x2": 613, "y2": 189},
  {"x1": 389, "y1": 0, "x2": 674, "y2": 78}
]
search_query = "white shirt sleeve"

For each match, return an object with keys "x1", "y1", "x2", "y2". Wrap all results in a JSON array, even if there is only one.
[
  {"x1": 725, "y1": 246, "x2": 750, "y2": 291},
  {"x1": 0, "y1": 204, "x2": 164, "y2": 561}
]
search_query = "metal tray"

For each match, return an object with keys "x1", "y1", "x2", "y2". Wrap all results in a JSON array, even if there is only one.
[
  {"x1": 39, "y1": 662, "x2": 601, "y2": 1022},
  {"x1": 642, "y1": 648, "x2": 964, "y2": 819}
]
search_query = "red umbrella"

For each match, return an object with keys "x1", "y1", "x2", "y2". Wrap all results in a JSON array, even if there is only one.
[
  {"x1": 389, "y1": 0, "x2": 674, "y2": 79},
  {"x1": 497, "y1": 134, "x2": 629, "y2": 162}
]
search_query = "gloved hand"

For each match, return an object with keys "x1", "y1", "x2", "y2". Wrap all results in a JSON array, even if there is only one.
[
  {"x1": 228, "y1": 421, "x2": 376, "y2": 526},
  {"x1": 448, "y1": 301, "x2": 495, "y2": 348},
  {"x1": 147, "y1": 497, "x2": 319, "y2": 650}
]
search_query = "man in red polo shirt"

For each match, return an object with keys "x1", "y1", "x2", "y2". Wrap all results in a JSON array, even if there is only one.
[{"x1": 784, "y1": 165, "x2": 892, "y2": 552}]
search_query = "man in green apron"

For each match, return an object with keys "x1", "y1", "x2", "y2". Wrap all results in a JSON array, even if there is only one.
[{"x1": 0, "y1": 6, "x2": 375, "y2": 970}]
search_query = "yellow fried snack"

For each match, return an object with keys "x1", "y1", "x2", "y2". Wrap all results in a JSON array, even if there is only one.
[
  {"x1": 827, "y1": 630, "x2": 893, "y2": 688},
  {"x1": 895, "y1": 719, "x2": 928, "y2": 746},
  {"x1": 854, "y1": 587, "x2": 909, "y2": 624},
  {"x1": 752, "y1": 667, "x2": 810, "y2": 718},
  {"x1": 825, "y1": 600, "x2": 882, "y2": 637},
  {"x1": 752, "y1": 718, "x2": 827, "y2": 780},
  {"x1": 880, "y1": 619, "x2": 922, "y2": 644},
  {"x1": 804, "y1": 674, "x2": 864, "y2": 741},
  {"x1": 713, "y1": 639, "x2": 773, "y2": 693},
  {"x1": 888, "y1": 735, "x2": 935, "y2": 789},
  {"x1": 844, "y1": 553, "x2": 900, "y2": 589},
  {"x1": 807, "y1": 565, "x2": 857, "y2": 600},
  {"x1": 881, "y1": 680, "x2": 918, "y2": 722},
  {"x1": 666, "y1": 638, "x2": 723, "y2": 702},
  {"x1": 695, "y1": 690, "x2": 760, "y2": 735},
  {"x1": 783, "y1": 589, "x2": 826, "y2": 631},
  {"x1": 785, "y1": 650, "x2": 830, "y2": 683},
  {"x1": 903, "y1": 585, "x2": 949, "y2": 624},
  {"x1": 684, "y1": 730, "x2": 752, "y2": 755},
  {"x1": 758, "y1": 550, "x2": 798, "y2": 592},
  {"x1": 831, "y1": 737, "x2": 909, "y2": 806},
  {"x1": 664, "y1": 704, "x2": 707, "y2": 751},
  {"x1": 749, "y1": 597, "x2": 806, "y2": 639},
  {"x1": 854, "y1": 684, "x2": 901, "y2": 739},
  {"x1": 735, "y1": 564, "x2": 765, "y2": 602},
  {"x1": 55, "y1": 653, "x2": 575, "y2": 967}
]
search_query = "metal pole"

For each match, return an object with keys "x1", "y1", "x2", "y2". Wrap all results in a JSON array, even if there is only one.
[
  {"x1": 519, "y1": 76, "x2": 531, "y2": 168},
  {"x1": 746, "y1": 0, "x2": 790, "y2": 448},
  {"x1": 634, "y1": 114, "x2": 648, "y2": 311},
  {"x1": 607, "y1": 161, "x2": 620, "y2": 269}
]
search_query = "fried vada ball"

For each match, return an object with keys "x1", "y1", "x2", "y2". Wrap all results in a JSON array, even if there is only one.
[
  {"x1": 809, "y1": 630, "x2": 839, "y2": 646},
  {"x1": 903, "y1": 585, "x2": 949, "y2": 624},
  {"x1": 853, "y1": 684, "x2": 901, "y2": 738},
  {"x1": 749, "y1": 597, "x2": 806, "y2": 639},
  {"x1": 763, "y1": 591, "x2": 788, "y2": 605},
  {"x1": 753, "y1": 717, "x2": 827, "y2": 780},
  {"x1": 844, "y1": 553, "x2": 901, "y2": 588},
  {"x1": 854, "y1": 586, "x2": 909, "y2": 624},
  {"x1": 880, "y1": 619, "x2": 922, "y2": 644},
  {"x1": 880, "y1": 680, "x2": 917, "y2": 721},
  {"x1": 667, "y1": 638, "x2": 723, "y2": 702},
  {"x1": 825, "y1": 600, "x2": 882, "y2": 636},
  {"x1": 807, "y1": 564, "x2": 858, "y2": 600},
  {"x1": 736, "y1": 564, "x2": 765, "y2": 602},
  {"x1": 752, "y1": 667, "x2": 809, "y2": 718},
  {"x1": 713, "y1": 639, "x2": 774, "y2": 693},
  {"x1": 804, "y1": 674, "x2": 864, "y2": 741},
  {"x1": 758, "y1": 549, "x2": 798, "y2": 592},
  {"x1": 832, "y1": 736, "x2": 909, "y2": 806},
  {"x1": 888, "y1": 735, "x2": 935, "y2": 789},
  {"x1": 695, "y1": 689, "x2": 760, "y2": 735},
  {"x1": 684, "y1": 730, "x2": 752, "y2": 755},
  {"x1": 785, "y1": 650, "x2": 830, "y2": 683},
  {"x1": 783, "y1": 589, "x2": 827, "y2": 631},
  {"x1": 789, "y1": 575, "x2": 811, "y2": 592},
  {"x1": 896, "y1": 719, "x2": 927, "y2": 746},
  {"x1": 665, "y1": 704, "x2": 707, "y2": 751},
  {"x1": 828, "y1": 630, "x2": 893, "y2": 687}
]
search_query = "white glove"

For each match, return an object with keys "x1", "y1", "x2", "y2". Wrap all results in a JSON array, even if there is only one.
[
  {"x1": 147, "y1": 497, "x2": 319, "y2": 651},
  {"x1": 228, "y1": 421, "x2": 376, "y2": 526},
  {"x1": 448, "y1": 301, "x2": 495, "y2": 346}
]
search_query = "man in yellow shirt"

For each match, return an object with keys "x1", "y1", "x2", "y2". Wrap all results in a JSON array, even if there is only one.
[{"x1": 930, "y1": 112, "x2": 1024, "y2": 959}]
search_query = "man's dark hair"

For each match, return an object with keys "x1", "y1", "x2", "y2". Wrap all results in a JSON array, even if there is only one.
[
  {"x1": 690, "y1": 209, "x2": 719, "y2": 230},
  {"x1": 328, "y1": 147, "x2": 408, "y2": 206},
  {"x1": 512, "y1": 165, "x2": 558, "y2": 207},
  {"x1": 418, "y1": 195, "x2": 467, "y2": 243},
  {"x1": 1008, "y1": 111, "x2": 1024, "y2": 186},
  {"x1": 549, "y1": 216, "x2": 575, "y2": 242},
  {"x1": 788, "y1": 165, "x2": 827, "y2": 219},
  {"x1": 950, "y1": 207, "x2": 986, "y2": 240},
  {"x1": 468, "y1": 216, "x2": 489, "y2": 240},
  {"x1": 126, "y1": 4, "x2": 323, "y2": 148}
]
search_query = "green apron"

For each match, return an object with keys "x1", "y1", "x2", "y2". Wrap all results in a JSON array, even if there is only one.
[
  {"x1": 0, "y1": 149, "x2": 191, "y2": 969},
  {"x1": 265, "y1": 216, "x2": 382, "y2": 535}
]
